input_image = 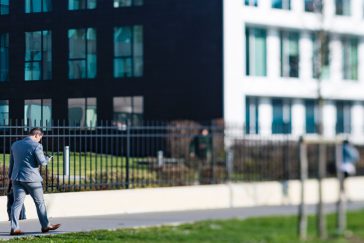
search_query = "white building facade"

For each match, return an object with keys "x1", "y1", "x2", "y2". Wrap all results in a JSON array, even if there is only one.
[{"x1": 224, "y1": 0, "x2": 364, "y2": 141}]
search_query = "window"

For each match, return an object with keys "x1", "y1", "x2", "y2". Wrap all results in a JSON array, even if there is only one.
[
  {"x1": 114, "y1": 0, "x2": 143, "y2": 7},
  {"x1": 68, "y1": 28, "x2": 96, "y2": 79},
  {"x1": 336, "y1": 0, "x2": 350, "y2": 16},
  {"x1": 0, "y1": 0, "x2": 9, "y2": 15},
  {"x1": 114, "y1": 26, "x2": 143, "y2": 78},
  {"x1": 305, "y1": 100, "x2": 317, "y2": 134},
  {"x1": 69, "y1": 0, "x2": 96, "y2": 10},
  {"x1": 272, "y1": 0, "x2": 290, "y2": 9},
  {"x1": 280, "y1": 31, "x2": 299, "y2": 78},
  {"x1": 272, "y1": 99, "x2": 291, "y2": 134},
  {"x1": 245, "y1": 0, "x2": 258, "y2": 7},
  {"x1": 25, "y1": 0, "x2": 52, "y2": 13},
  {"x1": 68, "y1": 98, "x2": 97, "y2": 127},
  {"x1": 245, "y1": 97, "x2": 259, "y2": 134},
  {"x1": 24, "y1": 99, "x2": 52, "y2": 127},
  {"x1": 0, "y1": 100, "x2": 9, "y2": 126},
  {"x1": 246, "y1": 27, "x2": 267, "y2": 76},
  {"x1": 0, "y1": 33, "x2": 8, "y2": 81},
  {"x1": 312, "y1": 32, "x2": 330, "y2": 80},
  {"x1": 113, "y1": 96, "x2": 143, "y2": 127},
  {"x1": 342, "y1": 37, "x2": 358, "y2": 81},
  {"x1": 25, "y1": 31, "x2": 52, "y2": 81},
  {"x1": 304, "y1": 0, "x2": 322, "y2": 12},
  {"x1": 336, "y1": 101, "x2": 351, "y2": 134}
]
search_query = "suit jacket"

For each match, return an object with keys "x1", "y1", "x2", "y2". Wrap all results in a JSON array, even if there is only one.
[{"x1": 9, "y1": 137, "x2": 50, "y2": 182}]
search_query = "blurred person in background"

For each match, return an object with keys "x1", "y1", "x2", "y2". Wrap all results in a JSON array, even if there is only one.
[
  {"x1": 189, "y1": 128, "x2": 212, "y2": 163},
  {"x1": 341, "y1": 139, "x2": 360, "y2": 177}
]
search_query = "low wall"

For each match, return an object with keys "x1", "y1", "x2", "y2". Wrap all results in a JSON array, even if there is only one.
[{"x1": 1, "y1": 177, "x2": 363, "y2": 221}]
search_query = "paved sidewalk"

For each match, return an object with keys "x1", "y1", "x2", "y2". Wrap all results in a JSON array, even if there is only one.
[{"x1": 0, "y1": 201, "x2": 363, "y2": 240}]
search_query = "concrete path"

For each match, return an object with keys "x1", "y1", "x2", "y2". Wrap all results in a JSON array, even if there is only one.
[{"x1": 0, "y1": 201, "x2": 363, "y2": 240}]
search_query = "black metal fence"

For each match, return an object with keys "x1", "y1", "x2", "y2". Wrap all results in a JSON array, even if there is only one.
[{"x1": 1, "y1": 121, "x2": 364, "y2": 195}]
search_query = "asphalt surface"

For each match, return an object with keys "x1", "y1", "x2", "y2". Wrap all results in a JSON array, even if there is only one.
[{"x1": 0, "y1": 201, "x2": 363, "y2": 240}]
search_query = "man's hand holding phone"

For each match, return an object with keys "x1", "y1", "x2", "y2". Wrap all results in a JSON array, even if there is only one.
[{"x1": 44, "y1": 153, "x2": 53, "y2": 161}]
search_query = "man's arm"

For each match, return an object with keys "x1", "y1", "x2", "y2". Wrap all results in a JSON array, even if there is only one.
[
  {"x1": 35, "y1": 144, "x2": 50, "y2": 166},
  {"x1": 8, "y1": 149, "x2": 14, "y2": 179}
]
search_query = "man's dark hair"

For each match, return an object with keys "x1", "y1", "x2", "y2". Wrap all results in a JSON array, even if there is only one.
[{"x1": 29, "y1": 127, "x2": 44, "y2": 136}]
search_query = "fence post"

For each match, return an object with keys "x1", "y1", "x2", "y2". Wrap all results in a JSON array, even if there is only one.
[
  {"x1": 211, "y1": 126, "x2": 215, "y2": 184},
  {"x1": 226, "y1": 147, "x2": 234, "y2": 208},
  {"x1": 126, "y1": 121, "x2": 130, "y2": 189},
  {"x1": 226, "y1": 149, "x2": 234, "y2": 181},
  {"x1": 336, "y1": 141, "x2": 346, "y2": 235},
  {"x1": 317, "y1": 141, "x2": 327, "y2": 239},
  {"x1": 285, "y1": 139, "x2": 291, "y2": 180},
  {"x1": 298, "y1": 136, "x2": 308, "y2": 240},
  {"x1": 158, "y1": 150, "x2": 164, "y2": 167},
  {"x1": 63, "y1": 146, "x2": 70, "y2": 176}
]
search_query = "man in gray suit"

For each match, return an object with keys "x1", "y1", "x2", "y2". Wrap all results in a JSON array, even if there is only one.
[{"x1": 9, "y1": 127, "x2": 60, "y2": 235}]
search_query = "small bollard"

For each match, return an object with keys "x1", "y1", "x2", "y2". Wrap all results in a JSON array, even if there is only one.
[
  {"x1": 226, "y1": 149, "x2": 234, "y2": 180},
  {"x1": 157, "y1": 150, "x2": 164, "y2": 167},
  {"x1": 63, "y1": 146, "x2": 70, "y2": 176}
]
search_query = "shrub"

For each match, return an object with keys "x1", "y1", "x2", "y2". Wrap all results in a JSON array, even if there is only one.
[
  {"x1": 199, "y1": 165, "x2": 227, "y2": 185},
  {"x1": 156, "y1": 164, "x2": 195, "y2": 186}
]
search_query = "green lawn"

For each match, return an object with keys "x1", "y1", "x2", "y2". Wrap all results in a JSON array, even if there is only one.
[
  {"x1": 0, "y1": 153, "x2": 158, "y2": 179},
  {"x1": 0, "y1": 153, "x2": 160, "y2": 192},
  {"x1": 8, "y1": 210, "x2": 364, "y2": 243},
  {"x1": 0, "y1": 152, "x2": 199, "y2": 191}
]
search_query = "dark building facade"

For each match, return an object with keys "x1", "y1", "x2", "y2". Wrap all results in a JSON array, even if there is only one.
[{"x1": 0, "y1": 0, "x2": 223, "y2": 126}]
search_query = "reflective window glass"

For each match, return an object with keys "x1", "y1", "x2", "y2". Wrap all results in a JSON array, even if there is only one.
[
  {"x1": 25, "y1": 0, "x2": 52, "y2": 13},
  {"x1": 336, "y1": 101, "x2": 351, "y2": 134},
  {"x1": 246, "y1": 27, "x2": 267, "y2": 76},
  {"x1": 69, "y1": 0, "x2": 96, "y2": 10},
  {"x1": 312, "y1": 32, "x2": 330, "y2": 80},
  {"x1": 114, "y1": 0, "x2": 143, "y2": 8},
  {"x1": 305, "y1": 100, "x2": 317, "y2": 134},
  {"x1": 68, "y1": 28, "x2": 96, "y2": 79},
  {"x1": 272, "y1": 99, "x2": 291, "y2": 134},
  {"x1": 0, "y1": 33, "x2": 9, "y2": 81},
  {"x1": 24, "y1": 99, "x2": 52, "y2": 127},
  {"x1": 113, "y1": 96, "x2": 143, "y2": 127},
  {"x1": 114, "y1": 26, "x2": 143, "y2": 78},
  {"x1": 272, "y1": 0, "x2": 290, "y2": 9},
  {"x1": 245, "y1": 0, "x2": 258, "y2": 7},
  {"x1": 0, "y1": 0, "x2": 9, "y2": 15},
  {"x1": 280, "y1": 31, "x2": 299, "y2": 78},
  {"x1": 336, "y1": 0, "x2": 350, "y2": 16},
  {"x1": 68, "y1": 97, "x2": 97, "y2": 128},
  {"x1": 342, "y1": 37, "x2": 358, "y2": 81},
  {"x1": 25, "y1": 31, "x2": 52, "y2": 81},
  {"x1": 0, "y1": 100, "x2": 9, "y2": 126},
  {"x1": 304, "y1": 0, "x2": 322, "y2": 12}
]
